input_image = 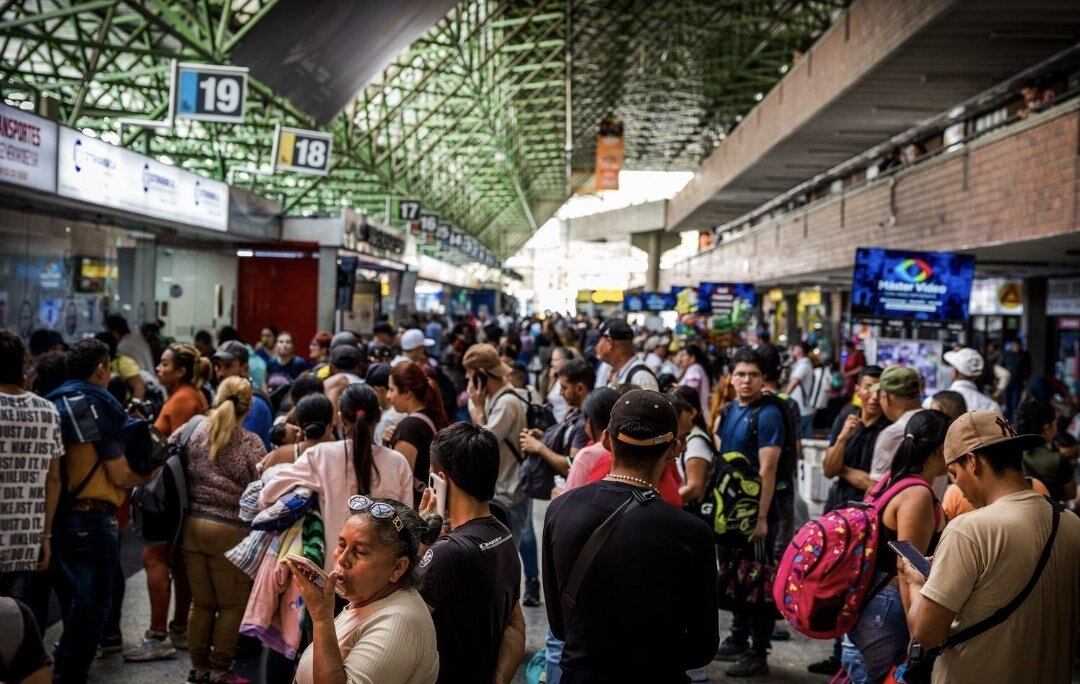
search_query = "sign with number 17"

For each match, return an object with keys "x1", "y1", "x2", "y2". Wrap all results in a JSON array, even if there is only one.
[{"x1": 271, "y1": 124, "x2": 333, "y2": 176}]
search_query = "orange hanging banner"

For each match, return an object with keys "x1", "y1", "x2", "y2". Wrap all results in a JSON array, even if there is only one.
[{"x1": 594, "y1": 116, "x2": 624, "y2": 192}]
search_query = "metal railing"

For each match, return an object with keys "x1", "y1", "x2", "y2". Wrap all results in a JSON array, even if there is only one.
[{"x1": 702, "y1": 41, "x2": 1080, "y2": 247}]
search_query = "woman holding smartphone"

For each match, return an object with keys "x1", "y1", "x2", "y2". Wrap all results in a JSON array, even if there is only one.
[
  {"x1": 841, "y1": 410, "x2": 949, "y2": 684},
  {"x1": 260, "y1": 384, "x2": 413, "y2": 572},
  {"x1": 385, "y1": 362, "x2": 450, "y2": 504},
  {"x1": 286, "y1": 497, "x2": 442, "y2": 684}
]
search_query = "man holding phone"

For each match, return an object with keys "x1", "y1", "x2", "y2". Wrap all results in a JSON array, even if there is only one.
[{"x1": 418, "y1": 423, "x2": 525, "y2": 684}]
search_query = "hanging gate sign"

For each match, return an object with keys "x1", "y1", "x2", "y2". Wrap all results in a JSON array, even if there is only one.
[
  {"x1": 175, "y1": 63, "x2": 248, "y2": 123},
  {"x1": 271, "y1": 124, "x2": 333, "y2": 176}
]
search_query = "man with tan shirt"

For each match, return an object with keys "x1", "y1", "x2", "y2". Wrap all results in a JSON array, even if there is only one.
[{"x1": 899, "y1": 410, "x2": 1080, "y2": 684}]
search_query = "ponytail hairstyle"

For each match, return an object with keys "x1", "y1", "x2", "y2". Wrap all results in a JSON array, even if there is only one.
[
  {"x1": 294, "y1": 393, "x2": 333, "y2": 441},
  {"x1": 339, "y1": 383, "x2": 383, "y2": 494},
  {"x1": 168, "y1": 342, "x2": 211, "y2": 387},
  {"x1": 669, "y1": 384, "x2": 709, "y2": 433},
  {"x1": 887, "y1": 409, "x2": 951, "y2": 485},
  {"x1": 209, "y1": 376, "x2": 253, "y2": 460},
  {"x1": 389, "y1": 361, "x2": 449, "y2": 429}
]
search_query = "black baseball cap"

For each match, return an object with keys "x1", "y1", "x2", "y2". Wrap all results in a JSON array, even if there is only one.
[
  {"x1": 373, "y1": 321, "x2": 395, "y2": 336},
  {"x1": 364, "y1": 363, "x2": 391, "y2": 388},
  {"x1": 599, "y1": 318, "x2": 634, "y2": 341},
  {"x1": 608, "y1": 389, "x2": 678, "y2": 448},
  {"x1": 212, "y1": 340, "x2": 249, "y2": 364},
  {"x1": 330, "y1": 345, "x2": 361, "y2": 371}
]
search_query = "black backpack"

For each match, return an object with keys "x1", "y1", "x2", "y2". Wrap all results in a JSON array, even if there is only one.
[
  {"x1": 501, "y1": 388, "x2": 557, "y2": 433},
  {"x1": 519, "y1": 420, "x2": 576, "y2": 500},
  {"x1": 131, "y1": 416, "x2": 203, "y2": 546}
]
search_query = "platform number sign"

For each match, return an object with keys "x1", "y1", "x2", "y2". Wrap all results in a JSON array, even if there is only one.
[
  {"x1": 398, "y1": 199, "x2": 421, "y2": 222},
  {"x1": 175, "y1": 63, "x2": 248, "y2": 123},
  {"x1": 271, "y1": 125, "x2": 333, "y2": 176}
]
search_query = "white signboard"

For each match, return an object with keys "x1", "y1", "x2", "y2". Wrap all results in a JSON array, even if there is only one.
[
  {"x1": 0, "y1": 103, "x2": 57, "y2": 193},
  {"x1": 57, "y1": 127, "x2": 228, "y2": 232},
  {"x1": 1048, "y1": 278, "x2": 1080, "y2": 316}
]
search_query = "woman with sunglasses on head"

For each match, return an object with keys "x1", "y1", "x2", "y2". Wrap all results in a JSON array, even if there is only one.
[
  {"x1": 181, "y1": 376, "x2": 266, "y2": 684},
  {"x1": 287, "y1": 496, "x2": 441, "y2": 684},
  {"x1": 260, "y1": 384, "x2": 413, "y2": 572}
]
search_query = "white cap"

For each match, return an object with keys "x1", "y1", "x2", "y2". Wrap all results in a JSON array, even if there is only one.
[
  {"x1": 944, "y1": 347, "x2": 984, "y2": 377},
  {"x1": 400, "y1": 328, "x2": 435, "y2": 352}
]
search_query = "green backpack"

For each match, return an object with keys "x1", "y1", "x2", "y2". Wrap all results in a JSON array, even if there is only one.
[{"x1": 695, "y1": 449, "x2": 762, "y2": 544}]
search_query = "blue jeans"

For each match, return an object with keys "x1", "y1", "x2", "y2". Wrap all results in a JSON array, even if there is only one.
[
  {"x1": 842, "y1": 578, "x2": 908, "y2": 684},
  {"x1": 507, "y1": 498, "x2": 539, "y2": 579},
  {"x1": 53, "y1": 511, "x2": 120, "y2": 684},
  {"x1": 545, "y1": 628, "x2": 564, "y2": 684},
  {"x1": 799, "y1": 413, "x2": 814, "y2": 438}
]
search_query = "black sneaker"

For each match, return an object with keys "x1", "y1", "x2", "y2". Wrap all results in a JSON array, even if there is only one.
[
  {"x1": 522, "y1": 577, "x2": 541, "y2": 607},
  {"x1": 714, "y1": 636, "x2": 749, "y2": 662},
  {"x1": 807, "y1": 656, "x2": 841, "y2": 675},
  {"x1": 98, "y1": 634, "x2": 122, "y2": 656},
  {"x1": 726, "y1": 652, "x2": 769, "y2": 678},
  {"x1": 187, "y1": 670, "x2": 210, "y2": 683}
]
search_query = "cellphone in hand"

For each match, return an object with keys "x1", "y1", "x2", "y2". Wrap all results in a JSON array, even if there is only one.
[
  {"x1": 428, "y1": 472, "x2": 447, "y2": 518},
  {"x1": 472, "y1": 370, "x2": 488, "y2": 390},
  {"x1": 888, "y1": 540, "x2": 932, "y2": 580},
  {"x1": 284, "y1": 553, "x2": 346, "y2": 597}
]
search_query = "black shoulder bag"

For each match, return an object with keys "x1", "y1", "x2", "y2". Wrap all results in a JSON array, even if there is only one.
[
  {"x1": 560, "y1": 488, "x2": 658, "y2": 630},
  {"x1": 901, "y1": 498, "x2": 1062, "y2": 684}
]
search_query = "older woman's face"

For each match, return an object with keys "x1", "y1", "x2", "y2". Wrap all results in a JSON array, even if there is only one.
[{"x1": 333, "y1": 516, "x2": 408, "y2": 603}]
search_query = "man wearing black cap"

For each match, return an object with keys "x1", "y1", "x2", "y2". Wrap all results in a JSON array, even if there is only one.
[
  {"x1": 542, "y1": 389, "x2": 719, "y2": 682},
  {"x1": 594, "y1": 319, "x2": 658, "y2": 392},
  {"x1": 212, "y1": 341, "x2": 272, "y2": 449}
]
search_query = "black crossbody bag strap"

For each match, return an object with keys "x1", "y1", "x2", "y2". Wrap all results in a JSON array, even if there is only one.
[
  {"x1": 561, "y1": 488, "x2": 657, "y2": 627},
  {"x1": 943, "y1": 498, "x2": 1061, "y2": 649}
]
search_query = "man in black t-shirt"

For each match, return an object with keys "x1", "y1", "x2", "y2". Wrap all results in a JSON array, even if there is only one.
[
  {"x1": 418, "y1": 423, "x2": 524, "y2": 684},
  {"x1": 542, "y1": 389, "x2": 719, "y2": 683}
]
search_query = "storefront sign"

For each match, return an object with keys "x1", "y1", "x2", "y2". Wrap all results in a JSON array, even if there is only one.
[
  {"x1": 175, "y1": 63, "x2": 248, "y2": 123},
  {"x1": 1048, "y1": 278, "x2": 1080, "y2": 316},
  {"x1": 0, "y1": 103, "x2": 57, "y2": 193},
  {"x1": 969, "y1": 278, "x2": 1024, "y2": 315},
  {"x1": 57, "y1": 128, "x2": 229, "y2": 232},
  {"x1": 623, "y1": 291, "x2": 673, "y2": 313},
  {"x1": 850, "y1": 247, "x2": 975, "y2": 321},
  {"x1": 693, "y1": 282, "x2": 756, "y2": 315},
  {"x1": 271, "y1": 124, "x2": 332, "y2": 176}
]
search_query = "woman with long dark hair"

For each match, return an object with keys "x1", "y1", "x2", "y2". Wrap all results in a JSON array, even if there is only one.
[
  {"x1": 386, "y1": 361, "x2": 449, "y2": 504},
  {"x1": 258, "y1": 393, "x2": 336, "y2": 472},
  {"x1": 260, "y1": 384, "x2": 413, "y2": 572},
  {"x1": 668, "y1": 384, "x2": 714, "y2": 505},
  {"x1": 841, "y1": 409, "x2": 949, "y2": 684}
]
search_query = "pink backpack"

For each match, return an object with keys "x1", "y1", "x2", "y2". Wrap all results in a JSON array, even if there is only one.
[{"x1": 773, "y1": 476, "x2": 939, "y2": 639}]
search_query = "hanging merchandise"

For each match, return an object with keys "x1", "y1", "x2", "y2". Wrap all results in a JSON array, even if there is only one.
[{"x1": 595, "y1": 115, "x2": 624, "y2": 192}]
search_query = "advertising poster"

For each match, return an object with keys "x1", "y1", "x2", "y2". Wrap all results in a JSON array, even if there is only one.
[
  {"x1": 0, "y1": 103, "x2": 57, "y2": 193},
  {"x1": 696, "y1": 282, "x2": 756, "y2": 315},
  {"x1": 57, "y1": 128, "x2": 229, "y2": 231},
  {"x1": 868, "y1": 338, "x2": 945, "y2": 392},
  {"x1": 851, "y1": 247, "x2": 975, "y2": 321}
]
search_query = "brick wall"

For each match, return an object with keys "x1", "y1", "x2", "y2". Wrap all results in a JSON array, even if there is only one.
[{"x1": 662, "y1": 102, "x2": 1079, "y2": 288}]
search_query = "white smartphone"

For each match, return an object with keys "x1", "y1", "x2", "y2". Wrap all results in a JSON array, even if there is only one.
[
  {"x1": 428, "y1": 472, "x2": 447, "y2": 518},
  {"x1": 888, "y1": 541, "x2": 932, "y2": 580},
  {"x1": 284, "y1": 553, "x2": 346, "y2": 597}
]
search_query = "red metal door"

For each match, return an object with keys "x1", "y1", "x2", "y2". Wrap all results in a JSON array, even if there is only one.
[{"x1": 236, "y1": 255, "x2": 318, "y2": 350}]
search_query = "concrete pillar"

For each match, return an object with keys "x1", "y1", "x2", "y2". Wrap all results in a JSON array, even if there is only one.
[
  {"x1": 784, "y1": 292, "x2": 799, "y2": 345},
  {"x1": 1023, "y1": 277, "x2": 1048, "y2": 376},
  {"x1": 645, "y1": 231, "x2": 661, "y2": 291},
  {"x1": 317, "y1": 246, "x2": 338, "y2": 333}
]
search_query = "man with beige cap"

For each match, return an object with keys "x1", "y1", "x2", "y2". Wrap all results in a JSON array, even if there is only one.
[{"x1": 899, "y1": 409, "x2": 1080, "y2": 684}]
